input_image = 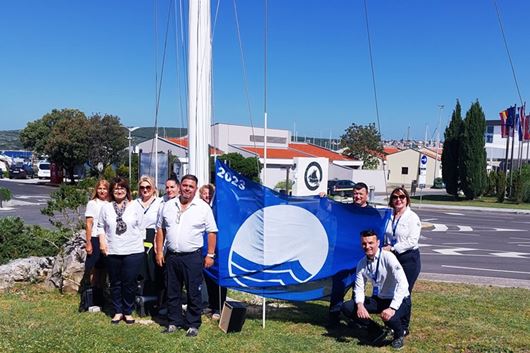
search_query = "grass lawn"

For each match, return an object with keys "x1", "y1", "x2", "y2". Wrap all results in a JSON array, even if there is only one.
[
  {"x1": 410, "y1": 194, "x2": 530, "y2": 210},
  {"x1": 1, "y1": 281, "x2": 529, "y2": 353}
]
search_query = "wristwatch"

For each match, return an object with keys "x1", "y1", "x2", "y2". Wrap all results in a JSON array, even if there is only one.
[{"x1": 206, "y1": 253, "x2": 216, "y2": 259}]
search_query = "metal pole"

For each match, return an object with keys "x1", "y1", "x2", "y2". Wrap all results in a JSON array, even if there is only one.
[
  {"x1": 127, "y1": 127, "x2": 140, "y2": 183},
  {"x1": 433, "y1": 105, "x2": 444, "y2": 183}
]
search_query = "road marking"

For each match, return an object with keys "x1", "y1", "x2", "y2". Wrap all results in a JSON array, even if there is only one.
[
  {"x1": 442, "y1": 265, "x2": 530, "y2": 275},
  {"x1": 442, "y1": 242, "x2": 478, "y2": 245},
  {"x1": 490, "y1": 252, "x2": 530, "y2": 259},
  {"x1": 457, "y1": 225, "x2": 473, "y2": 232},
  {"x1": 508, "y1": 241, "x2": 530, "y2": 244},
  {"x1": 444, "y1": 212, "x2": 464, "y2": 216},
  {"x1": 433, "y1": 247, "x2": 477, "y2": 256},
  {"x1": 422, "y1": 218, "x2": 437, "y2": 222},
  {"x1": 494, "y1": 228, "x2": 526, "y2": 232},
  {"x1": 518, "y1": 245, "x2": 530, "y2": 247},
  {"x1": 510, "y1": 237, "x2": 530, "y2": 240},
  {"x1": 432, "y1": 224, "x2": 448, "y2": 232}
]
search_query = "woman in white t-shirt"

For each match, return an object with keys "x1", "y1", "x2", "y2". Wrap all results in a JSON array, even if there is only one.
[
  {"x1": 98, "y1": 177, "x2": 145, "y2": 324},
  {"x1": 83, "y1": 178, "x2": 110, "y2": 306}
]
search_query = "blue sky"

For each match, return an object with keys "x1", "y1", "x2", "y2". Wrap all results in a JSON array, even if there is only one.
[{"x1": 1, "y1": 0, "x2": 529, "y2": 140}]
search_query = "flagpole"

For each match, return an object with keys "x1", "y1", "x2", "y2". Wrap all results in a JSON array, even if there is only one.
[{"x1": 262, "y1": 0, "x2": 268, "y2": 330}]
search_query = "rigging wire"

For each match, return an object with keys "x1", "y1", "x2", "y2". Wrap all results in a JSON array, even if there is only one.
[{"x1": 231, "y1": 0, "x2": 261, "y2": 173}]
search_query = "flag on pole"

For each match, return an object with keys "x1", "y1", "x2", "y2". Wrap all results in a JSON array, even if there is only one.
[
  {"x1": 499, "y1": 109, "x2": 509, "y2": 138},
  {"x1": 518, "y1": 104, "x2": 526, "y2": 141},
  {"x1": 208, "y1": 159, "x2": 391, "y2": 301},
  {"x1": 507, "y1": 105, "x2": 516, "y2": 128},
  {"x1": 524, "y1": 114, "x2": 530, "y2": 141}
]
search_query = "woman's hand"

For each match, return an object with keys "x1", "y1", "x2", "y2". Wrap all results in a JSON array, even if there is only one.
[
  {"x1": 382, "y1": 245, "x2": 392, "y2": 252},
  {"x1": 85, "y1": 240, "x2": 93, "y2": 255}
]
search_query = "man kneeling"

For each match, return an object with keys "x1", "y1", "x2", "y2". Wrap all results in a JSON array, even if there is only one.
[{"x1": 342, "y1": 230, "x2": 411, "y2": 350}]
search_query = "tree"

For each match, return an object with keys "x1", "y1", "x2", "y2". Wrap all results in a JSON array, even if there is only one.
[
  {"x1": 340, "y1": 123, "x2": 383, "y2": 169},
  {"x1": 45, "y1": 111, "x2": 90, "y2": 182},
  {"x1": 215, "y1": 153, "x2": 262, "y2": 182},
  {"x1": 441, "y1": 100, "x2": 463, "y2": 197},
  {"x1": 459, "y1": 101, "x2": 487, "y2": 200},
  {"x1": 19, "y1": 109, "x2": 68, "y2": 155},
  {"x1": 86, "y1": 114, "x2": 128, "y2": 175}
]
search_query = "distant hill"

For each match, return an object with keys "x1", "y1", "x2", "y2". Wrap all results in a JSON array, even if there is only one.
[
  {"x1": 0, "y1": 127, "x2": 188, "y2": 151},
  {"x1": 0, "y1": 130, "x2": 23, "y2": 150}
]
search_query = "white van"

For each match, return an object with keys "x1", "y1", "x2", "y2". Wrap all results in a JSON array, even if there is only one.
[{"x1": 37, "y1": 160, "x2": 51, "y2": 179}]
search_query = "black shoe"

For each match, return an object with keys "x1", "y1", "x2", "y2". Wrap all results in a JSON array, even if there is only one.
[
  {"x1": 391, "y1": 336, "x2": 405, "y2": 350},
  {"x1": 111, "y1": 314, "x2": 123, "y2": 324},
  {"x1": 327, "y1": 312, "x2": 341, "y2": 328},
  {"x1": 370, "y1": 329, "x2": 388, "y2": 345},
  {"x1": 403, "y1": 328, "x2": 410, "y2": 337},
  {"x1": 186, "y1": 327, "x2": 199, "y2": 337}
]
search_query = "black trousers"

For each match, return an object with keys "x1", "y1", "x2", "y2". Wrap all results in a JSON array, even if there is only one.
[
  {"x1": 329, "y1": 268, "x2": 355, "y2": 315},
  {"x1": 106, "y1": 253, "x2": 143, "y2": 315},
  {"x1": 342, "y1": 296, "x2": 411, "y2": 339},
  {"x1": 166, "y1": 250, "x2": 203, "y2": 328},
  {"x1": 395, "y1": 248, "x2": 421, "y2": 329}
]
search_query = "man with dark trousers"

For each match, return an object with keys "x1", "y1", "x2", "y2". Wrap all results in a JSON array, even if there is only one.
[
  {"x1": 328, "y1": 182, "x2": 371, "y2": 327},
  {"x1": 155, "y1": 174, "x2": 218, "y2": 337},
  {"x1": 342, "y1": 229, "x2": 411, "y2": 350}
]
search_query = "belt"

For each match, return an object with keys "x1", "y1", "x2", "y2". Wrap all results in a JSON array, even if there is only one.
[
  {"x1": 167, "y1": 249, "x2": 201, "y2": 256},
  {"x1": 394, "y1": 248, "x2": 419, "y2": 256}
]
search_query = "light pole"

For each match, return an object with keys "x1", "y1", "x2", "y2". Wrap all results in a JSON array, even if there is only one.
[
  {"x1": 433, "y1": 105, "x2": 444, "y2": 183},
  {"x1": 127, "y1": 126, "x2": 140, "y2": 182}
]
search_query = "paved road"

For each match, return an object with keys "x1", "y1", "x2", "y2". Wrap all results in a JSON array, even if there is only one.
[
  {"x1": 415, "y1": 207, "x2": 530, "y2": 288},
  {"x1": 0, "y1": 178, "x2": 55, "y2": 228}
]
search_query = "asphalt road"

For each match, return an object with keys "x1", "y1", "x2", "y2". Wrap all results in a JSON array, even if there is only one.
[
  {"x1": 0, "y1": 178, "x2": 56, "y2": 228},
  {"x1": 1, "y1": 179, "x2": 529, "y2": 288},
  {"x1": 415, "y1": 207, "x2": 530, "y2": 288}
]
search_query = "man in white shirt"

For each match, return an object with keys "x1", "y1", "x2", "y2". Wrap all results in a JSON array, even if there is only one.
[
  {"x1": 342, "y1": 229, "x2": 411, "y2": 350},
  {"x1": 155, "y1": 174, "x2": 218, "y2": 337}
]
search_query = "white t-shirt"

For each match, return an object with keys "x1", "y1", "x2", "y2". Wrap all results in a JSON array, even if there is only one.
[
  {"x1": 137, "y1": 197, "x2": 164, "y2": 231},
  {"x1": 85, "y1": 198, "x2": 108, "y2": 238},
  {"x1": 97, "y1": 200, "x2": 145, "y2": 255}
]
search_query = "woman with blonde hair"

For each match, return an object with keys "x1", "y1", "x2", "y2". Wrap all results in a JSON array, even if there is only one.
[
  {"x1": 383, "y1": 186, "x2": 421, "y2": 336},
  {"x1": 81, "y1": 178, "x2": 110, "y2": 309}
]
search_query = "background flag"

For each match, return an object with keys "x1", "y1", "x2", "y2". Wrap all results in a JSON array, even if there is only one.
[
  {"x1": 207, "y1": 160, "x2": 391, "y2": 301},
  {"x1": 500, "y1": 109, "x2": 509, "y2": 138}
]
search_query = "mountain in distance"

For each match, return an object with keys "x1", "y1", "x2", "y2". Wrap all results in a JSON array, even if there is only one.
[{"x1": 0, "y1": 130, "x2": 23, "y2": 150}]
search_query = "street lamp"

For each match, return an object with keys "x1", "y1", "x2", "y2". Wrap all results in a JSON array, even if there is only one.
[
  {"x1": 433, "y1": 105, "x2": 444, "y2": 183},
  {"x1": 127, "y1": 126, "x2": 140, "y2": 182}
]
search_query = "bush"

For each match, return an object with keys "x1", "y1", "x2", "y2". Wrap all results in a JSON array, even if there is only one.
[
  {"x1": 485, "y1": 171, "x2": 497, "y2": 196},
  {"x1": 0, "y1": 217, "x2": 68, "y2": 265},
  {"x1": 41, "y1": 184, "x2": 89, "y2": 233},
  {"x1": 0, "y1": 187, "x2": 12, "y2": 207},
  {"x1": 495, "y1": 170, "x2": 506, "y2": 203}
]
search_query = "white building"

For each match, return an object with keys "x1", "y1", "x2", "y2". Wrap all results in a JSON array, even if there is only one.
[{"x1": 485, "y1": 120, "x2": 530, "y2": 170}]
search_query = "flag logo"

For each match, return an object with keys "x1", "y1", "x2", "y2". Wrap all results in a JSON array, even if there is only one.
[
  {"x1": 229, "y1": 204, "x2": 329, "y2": 287},
  {"x1": 304, "y1": 161, "x2": 323, "y2": 191}
]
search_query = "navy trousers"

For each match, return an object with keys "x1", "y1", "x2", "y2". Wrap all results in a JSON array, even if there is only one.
[
  {"x1": 106, "y1": 253, "x2": 143, "y2": 315},
  {"x1": 166, "y1": 250, "x2": 203, "y2": 329},
  {"x1": 342, "y1": 296, "x2": 411, "y2": 338}
]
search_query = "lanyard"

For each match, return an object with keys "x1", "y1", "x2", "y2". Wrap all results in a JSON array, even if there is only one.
[
  {"x1": 367, "y1": 252, "x2": 381, "y2": 283},
  {"x1": 138, "y1": 197, "x2": 156, "y2": 215},
  {"x1": 390, "y1": 215, "x2": 401, "y2": 245}
]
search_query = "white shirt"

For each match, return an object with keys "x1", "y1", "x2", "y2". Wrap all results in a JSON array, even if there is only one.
[
  {"x1": 384, "y1": 206, "x2": 421, "y2": 254},
  {"x1": 97, "y1": 201, "x2": 145, "y2": 255},
  {"x1": 354, "y1": 249, "x2": 410, "y2": 310},
  {"x1": 157, "y1": 197, "x2": 218, "y2": 253},
  {"x1": 85, "y1": 198, "x2": 108, "y2": 238},
  {"x1": 137, "y1": 197, "x2": 164, "y2": 230}
]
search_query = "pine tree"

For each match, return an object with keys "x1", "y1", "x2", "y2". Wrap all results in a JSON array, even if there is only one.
[
  {"x1": 459, "y1": 101, "x2": 488, "y2": 200},
  {"x1": 441, "y1": 100, "x2": 463, "y2": 197}
]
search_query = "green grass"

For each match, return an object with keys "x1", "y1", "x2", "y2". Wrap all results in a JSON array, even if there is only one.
[
  {"x1": 0, "y1": 281, "x2": 529, "y2": 353},
  {"x1": 410, "y1": 194, "x2": 530, "y2": 210}
]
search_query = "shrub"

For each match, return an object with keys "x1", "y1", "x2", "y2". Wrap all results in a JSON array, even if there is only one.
[
  {"x1": 0, "y1": 187, "x2": 12, "y2": 207},
  {"x1": 0, "y1": 217, "x2": 68, "y2": 265},
  {"x1": 40, "y1": 184, "x2": 89, "y2": 233},
  {"x1": 495, "y1": 170, "x2": 506, "y2": 203}
]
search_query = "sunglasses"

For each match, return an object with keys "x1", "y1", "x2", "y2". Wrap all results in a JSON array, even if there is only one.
[
  {"x1": 391, "y1": 194, "x2": 406, "y2": 200},
  {"x1": 139, "y1": 185, "x2": 152, "y2": 190}
]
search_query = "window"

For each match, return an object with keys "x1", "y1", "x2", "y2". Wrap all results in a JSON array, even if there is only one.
[
  {"x1": 401, "y1": 167, "x2": 409, "y2": 175},
  {"x1": 485, "y1": 125, "x2": 494, "y2": 144}
]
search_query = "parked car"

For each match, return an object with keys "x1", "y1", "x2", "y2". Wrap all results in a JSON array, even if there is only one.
[
  {"x1": 37, "y1": 160, "x2": 51, "y2": 179},
  {"x1": 9, "y1": 163, "x2": 33, "y2": 179},
  {"x1": 327, "y1": 179, "x2": 356, "y2": 197},
  {"x1": 432, "y1": 177, "x2": 445, "y2": 189}
]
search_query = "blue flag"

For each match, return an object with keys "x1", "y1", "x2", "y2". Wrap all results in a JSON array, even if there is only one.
[{"x1": 207, "y1": 160, "x2": 391, "y2": 301}]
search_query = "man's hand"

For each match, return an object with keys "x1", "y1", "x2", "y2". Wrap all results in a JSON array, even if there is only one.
[
  {"x1": 204, "y1": 256, "x2": 214, "y2": 269},
  {"x1": 85, "y1": 241, "x2": 93, "y2": 255},
  {"x1": 380, "y1": 308, "x2": 395, "y2": 322},
  {"x1": 156, "y1": 253, "x2": 165, "y2": 267},
  {"x1": 382, "y1": 245, "x2": 392, "y2": 252},
  {"x1": 99, "y1": 242, "x2": 108, "y2": 256},
  {"x1": 356, "y1": 303, "x2": 370, "y2": 320}
]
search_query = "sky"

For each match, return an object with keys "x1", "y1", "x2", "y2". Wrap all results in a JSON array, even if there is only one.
[{"x1": 1, "y1": 0, "x2": 530, "y2": 141}]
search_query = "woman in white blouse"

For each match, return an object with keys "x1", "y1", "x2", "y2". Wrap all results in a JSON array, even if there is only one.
[
  {"x1": 383, "y1": 186, "x2": 421, "y2": 336},
  {"x1": 99, "y1": 177, "x2": 144, "y2": 324},
  {"x1": 83, "y1": 179, "x2": 110, "y2": 307}
]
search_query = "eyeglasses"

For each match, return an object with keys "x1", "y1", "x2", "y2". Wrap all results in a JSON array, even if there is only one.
[
  {"x1": 139, "y1": 185, "x2": 152, "y2": 190},
  {"x1": 391, "y1": 194, "x2": 406, "y2": 200}
]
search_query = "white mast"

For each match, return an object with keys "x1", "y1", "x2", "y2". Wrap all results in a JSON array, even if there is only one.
[{"x1": 188, "y1": 0, "x2": 212, "y2": 187}]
